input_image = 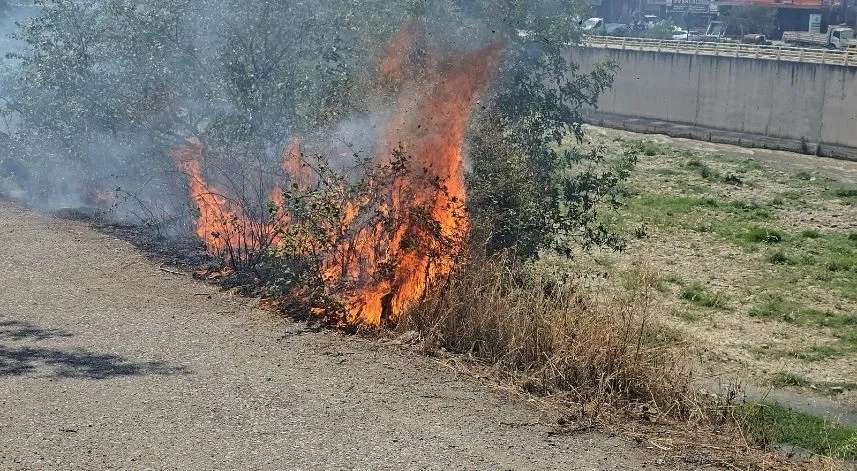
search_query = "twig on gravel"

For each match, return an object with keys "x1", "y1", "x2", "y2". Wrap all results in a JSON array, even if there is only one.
[
  {"x1": 498, "y1": 421, "x2": 541, "y2": 428},
  {"x1": 158, "y1": 265, "x2": 187, "y2": 276},
  {"x1": 648, "y1": 439, "x2": 673, "y2": 451}
]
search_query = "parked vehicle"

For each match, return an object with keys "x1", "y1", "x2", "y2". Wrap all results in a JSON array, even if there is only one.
[
  {"x1": 672, "y1": 30, "x2": 703, "y2": 41},
  {"x1": 782, "y1": 26, "x2": 855, "y2": 50},
  {"x1": 741, "y1": 34, "x2": 770, "y2": 45},
  {"x1": 604, "y1": 23, "x2": 628, "y2": 36},
  {"x1": 582, "y1": 17, "x2": 605, "y2": 32},
  {"x1": 705, "y1": 20, "x2": 729, "y2": 39},
  {"x1": 581, "y1": 18, "x2": 627, "y2": 36},
  {"x1": 642, "y1": 15, "x2": 659, "y2": 28}
]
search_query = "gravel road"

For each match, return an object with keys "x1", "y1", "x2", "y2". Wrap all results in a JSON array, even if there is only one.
[{"x1": 0, "y1": 202, "x2": 683, "y2": 470}]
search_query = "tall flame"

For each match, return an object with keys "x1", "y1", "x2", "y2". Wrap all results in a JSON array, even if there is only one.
[
  {"x1": 340, "y1": 39, "x2": 503, "y2": 326},
  {"x1": 175, "y1": 27, "x2": 502, "y2": 327}
]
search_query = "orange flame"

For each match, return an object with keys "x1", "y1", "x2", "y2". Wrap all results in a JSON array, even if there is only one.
[
  {"x1": 172, "y1": 140, "x2": 282, "y2": 257},
  {"x1": 174, "y1": 27, "x2": 502, "y2": 327},
  {"x1": 92, "y1": 190, "x2": 115, "y2": 204},
  {"x1": 339, "y1": 40, "x2": 503, "y2": 326}
]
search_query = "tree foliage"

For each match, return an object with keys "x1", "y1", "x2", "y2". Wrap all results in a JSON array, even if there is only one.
[
  {"x1": 2, "y1": 0, "x2": 636, "y2": 262},
  {"x1": 720, "y1": 5, "x2": 778, "y2": 37}
]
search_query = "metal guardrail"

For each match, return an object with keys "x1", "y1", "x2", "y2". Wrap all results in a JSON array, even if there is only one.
[{"x1": 583, "y1": 36, "x2": 857, "y2": 67}]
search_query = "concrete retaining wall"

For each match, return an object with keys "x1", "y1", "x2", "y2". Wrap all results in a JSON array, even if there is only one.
[{"x1": 568, "y1": 47, "x2": 857, "y2": 158}]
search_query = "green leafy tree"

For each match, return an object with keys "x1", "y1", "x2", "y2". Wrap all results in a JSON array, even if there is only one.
[
  {"x1": 2, "y1": 0, "x2": 636, "y2": 263},
  {"x1": 458, "y1": 1, "x2": 637, "y2": 260},
  {"x1": 720, "y1": 5, "x2": 778, "y2": 37},
  {"x1": 643, "y1": 22, "x2": 678, "y2": 40}
]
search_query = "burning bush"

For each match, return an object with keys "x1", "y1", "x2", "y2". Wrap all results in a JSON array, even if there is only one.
[{"x1": 5, "y1": 0, "x2": 638, "y2": 337}]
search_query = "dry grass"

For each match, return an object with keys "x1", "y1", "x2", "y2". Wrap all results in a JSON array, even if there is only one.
[
  {"x1": 397, "y1": 257, "x2": 852, "y2": 470},
  {"x1": 399, "y1": 256, "x2": 702, "y2": 421}
]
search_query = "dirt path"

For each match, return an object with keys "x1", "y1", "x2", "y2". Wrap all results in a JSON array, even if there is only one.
[{"x1": 0, "y1": 202, "x2": 682, "y2": 470}]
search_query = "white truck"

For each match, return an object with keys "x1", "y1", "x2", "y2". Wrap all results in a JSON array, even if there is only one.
[{"x1": 782, "y1": 26, "x2": 855, "y2": 50}]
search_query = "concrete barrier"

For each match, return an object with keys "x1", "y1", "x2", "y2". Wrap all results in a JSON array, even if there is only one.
[{"x1": 568, "y1": 46, "x2": 857, "y2": 159}]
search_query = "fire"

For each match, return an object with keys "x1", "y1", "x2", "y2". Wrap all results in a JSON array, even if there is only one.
[
  {"x1": 93, "y1": 190, "x2": 115, "y2": 204},
  {"x1": 172, "y1": 140, "x2": 280, "y2": 257},
  {"x1": 174, "y1": 26, "x2": 502, "y2": 327},
  {"x1": 339, "y1": 40, "x2": 503, "y2": 326}
]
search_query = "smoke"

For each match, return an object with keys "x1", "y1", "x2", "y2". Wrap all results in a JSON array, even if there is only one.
[
  {"x1": 0, "y1": 3, "x2": 38, "y2": 200},
  {"x1": 0, "y1": 0, "x2": 580, "y2": 230}
]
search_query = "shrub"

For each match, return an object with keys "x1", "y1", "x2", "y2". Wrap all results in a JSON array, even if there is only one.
[
  {"x1": 633, "y1": 223, "x2": 648, "y2": 239},
  {"x1": 401, "y1": 258, "x2": 699, "y2": 418},
  {"x1": 686, "y1": 160, "x2": 720, "y2": 181},
  {"x1": 699, "y1": 165, "x2": 720, "y2": 181},
  {"x1": 737, "y1": 402, "x2": 857, "y2": 459},
  {"x1": 642, "y1": 22, "x2": 678, "y2": 40},
  {"x1": 680, "y1": 282, "x2": 726, "y2": 309},
  {"x1": 800, "y1": 229, "x2": 821, "y2": 239},
  {"x1": 767, "y1": 250, "x2": 789, "y2": 265},
  {"x1": 744, "y1": 227, "x2": 785, "y2": 244},
  {"x1": 722, "y1": 173, "x2": 743, "y2": 186},
  {"x1": 833, "y1": 188, "x2": 857, "y2": 198},
  {"x1": 641, "y1": 140, "x2": 661, "y2": 156}
]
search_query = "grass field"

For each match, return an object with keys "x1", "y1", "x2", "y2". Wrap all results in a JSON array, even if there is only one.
[{"x1": 575, "y1": 126, "x2": 857, "y2": 418}]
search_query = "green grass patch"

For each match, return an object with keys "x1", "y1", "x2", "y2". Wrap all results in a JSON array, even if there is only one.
[
  {"x1": 723, "y1": 201, "x2": 773, "y2": 221},
  {"x1": 833, "y1": 188, "x2": 857, "y2": 198},
  {"x1": 792, "y1": 343, "x2": 857, "y2": 362},
  {"x1": 629, "y1": 196, "x2": 718, "y2": 226},
  {"x1": 674, "y1": 182, "x2": 710, "y2": 195},
  {"x1": 770, "y1": 373, "x2": 857, "y2": 396},
  {"x1": 769, "y1": 372, "x2": 811, "y2": 388},
  {"x1": 743, "y1": 227, "x2": 786, "y2": 244},
  {"x1": 748, "y1": 295, "x2": 854, "y2": 328},
  {"x1": 800, "y1": 229, "x2": 822, "y2": 239},
  {"x1": 738, "y1": 402, "x2": 857, "y2": 459},
  {"x1": 680, "y1": 282, "x2": 726, "y2": 309},
  {"x1": 641, "y1": 140, "x2": 661, "y2": 156},
  {"x1": 685, "y1": 159, "x2": 721, "y2": 181},
  {"x1": 766, "y1": 250, "x2": 791, "y2": 265},
  {"x1": 827, "y1": 186, "x2": 857, "y2": 206},
  {"x1": 737, "y1": 158, "x2": 764, "y2": 173},
  {"x1": 662, "y1": 274, "x2": 684, "y2": 285}
]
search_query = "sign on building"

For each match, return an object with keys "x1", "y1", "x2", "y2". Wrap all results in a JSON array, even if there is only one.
[
  {"x1": 809, "y1": 14, "x2": 822, "y2": 34},
  {"x1": 670, "y1": 0, "x2": 716, "y2": 14}
]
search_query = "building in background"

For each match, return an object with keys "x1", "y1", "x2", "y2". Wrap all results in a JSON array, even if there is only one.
[{"x1": 718, "y1": 0, "x2": 851, "y2": 33}]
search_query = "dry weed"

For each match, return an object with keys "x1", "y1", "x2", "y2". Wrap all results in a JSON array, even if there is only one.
[
  {"x1": 398, "y1": 257, "x2": 849, "y2": 470},
  {"x1": 400, "y1": 256, "x2": 699, "y2": 421}
]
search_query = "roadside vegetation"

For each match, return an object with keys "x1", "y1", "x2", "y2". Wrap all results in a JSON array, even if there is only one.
[
  {"x1": 2, "y1": 0, "x2": 852, "y2": 468},
  {"x1": 578, "y1": 126, "x2": 857, "y2": 462},
  {"x1": 739, "y1": 402, "x2": 857, "y2": 460}
]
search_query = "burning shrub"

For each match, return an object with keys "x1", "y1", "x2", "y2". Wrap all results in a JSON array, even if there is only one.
[
  {"x1": 6, "y1": 0, "x2": 638, "y2": 328},
  {"x1": 175, "y1": 29, "x2": 499, "y2": 327}
]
